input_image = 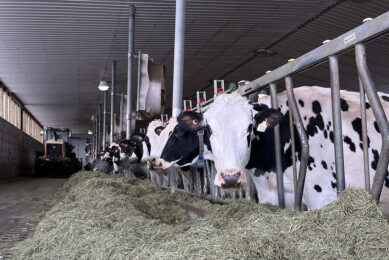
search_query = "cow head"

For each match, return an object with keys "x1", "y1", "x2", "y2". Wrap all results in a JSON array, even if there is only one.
[
  {"x1": 147, "y1": 117, "x2": 178, "y2": 169},
  {"x1": 204, "y1": 93, "x2": 282, "y2": 190},
  {"x1": 159, "y1": 111, "x2": 212, "y2": 169}
]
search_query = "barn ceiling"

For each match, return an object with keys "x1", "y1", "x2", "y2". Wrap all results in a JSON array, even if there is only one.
[{"x1": 0, "y1": 0, "x2": 388, "y2": 133}]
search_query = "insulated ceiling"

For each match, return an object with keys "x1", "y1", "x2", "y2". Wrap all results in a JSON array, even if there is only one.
[{"x1": 0, "y1": 0, "x2": 387, "y2": 133}]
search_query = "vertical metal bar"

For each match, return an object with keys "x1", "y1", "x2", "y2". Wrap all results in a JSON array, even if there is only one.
[
  {"x1": 103, "y1": 91, "x2": 107, "y2": 149},
  {"x1": 269, "y1": 83, "x2": 285, "y2": 208},
  {"x1": 97, "y1": 104, "x2": 104, "y2": 153},
  {"x1": 120, "y1": 93, "x2": 124, "y2": 137},
  {"x1": 136, "y1": 50, "x2": 141, "y2": 111},
  {"x1": 329, "y1": 55, "x2": 345, "y2": 194},
  {"x1": 355, "y1": 43, "x2": 389, "y2": 202},
  {"x1": 289, "y1": 97, "x2": 298, "y2": 194},
  {"x1": 110, "y1": 60, "x2": 116, "y2": 145},
  {"x1": 203, "y1": 166, "x2": 208, "y2": 194},
  {"x1": 285, "y1": 76, "x2": 309, "y2": 211},
  {"x1": 206, "y1": 161, "x2": 214, "y2": 196},
  {"x1": 171, "y1": 0, "x2": 186, "y2": 117},
  {"x1": 359, "y1": 78, "x2": 370, "y2": 192},
  {"x1": 126, "y1": 5, "x2": 135, "y2": 138}
]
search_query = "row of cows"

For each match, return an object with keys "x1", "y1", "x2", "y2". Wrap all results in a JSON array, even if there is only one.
[{"x1": 89, "y1": 86, "x2": 389, "y2": 210}]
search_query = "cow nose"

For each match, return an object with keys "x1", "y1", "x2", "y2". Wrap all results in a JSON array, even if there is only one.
[{"x1": 219, "y1": 169, "x2": 242, "y2": 190}]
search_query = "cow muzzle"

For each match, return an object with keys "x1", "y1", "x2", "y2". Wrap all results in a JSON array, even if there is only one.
[
  {"x1": 218, "y1": 170, "x2": 243, "y2": 190},
  {"x1": 148, "y1": 156, "x2": 162, "y2": 169}
]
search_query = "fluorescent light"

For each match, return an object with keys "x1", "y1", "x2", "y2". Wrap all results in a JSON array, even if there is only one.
[
  {"x1": 88, "y1": 130, "x2": 92, "y2": 135},
  {"x1": 98, "y1": 81, "x2": 109, "y2": 91}
]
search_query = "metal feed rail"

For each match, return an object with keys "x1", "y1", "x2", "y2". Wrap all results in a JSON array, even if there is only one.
[{"x1": 187, "y1": 12, "x2": 389, "y2": 209}]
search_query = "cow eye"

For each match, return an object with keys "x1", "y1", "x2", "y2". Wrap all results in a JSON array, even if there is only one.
[{"x1": 193, "y1": 119, "x2": 198, "y2": 125}]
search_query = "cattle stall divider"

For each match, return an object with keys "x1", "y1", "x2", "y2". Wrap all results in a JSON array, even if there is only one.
[{"x1": 172, "y1": 12, "x2": 389, "y2": 209}]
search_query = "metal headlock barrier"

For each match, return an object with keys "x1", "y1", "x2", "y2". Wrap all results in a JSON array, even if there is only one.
[{"x1": 173, "y1": 12, "x2": 389, "y2": 209}]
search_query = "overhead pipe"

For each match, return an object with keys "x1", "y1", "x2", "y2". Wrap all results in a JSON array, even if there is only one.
[
  {"x1": 110, "y1": 60, "x2": 116, "y2": 145},
  {"x1": 126, "y1": 5, "x2": 136, "y2": 138},
  {"x1": 172, "y1": 0, "x2": 186, "y2": 117}
]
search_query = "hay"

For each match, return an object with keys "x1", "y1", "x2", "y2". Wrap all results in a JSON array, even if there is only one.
[{"x1": 13, "y1": 171, "x2": 389, "y2": 260}]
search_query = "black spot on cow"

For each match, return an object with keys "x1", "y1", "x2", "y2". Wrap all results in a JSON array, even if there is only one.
[
  {"x1": 340, "y1": 98, "x2": 349, "y2": 112},
  {"x1": 247, "y1": 124, "x2": 253, "y2": 148},
  {"x1": 359, "y1": 136, "x2": 370, "y2": 150},
  {"x1": 306, "y1": 101, "x2": 324, "y2": 137},
  {"x1": 298, "y1": 99, "x2": 304, "y2": 107},
  {"x1": 308, "y1": 156, "x2": 315, "y2": 171},
  {"x1": 320, "y1": 144, "x2": 323, "y2": 148},
  {"x1": 329, "y1": 131, "x2": 334, "y2": 143},
  {"x1": 343, "y1": 136, "x2": 356, "y2": 152},
  {"x1": 330, "y1": 165, "x2": 333, "y2": 170},
  {"x1": 371, "y1": 149, "x2": 379, "y2": 170},
  {"x1": 314, "y1": 185, "x2": 322, "y2": 192},
  {"x1": 365, "y1": 102, "x2": 370, "y2": 109},
  {"x1": 374, "y1": 121, "x2": 380, "y2": 133},
  {"x1": 286, "y1": 101, "x2": 289, "y2": 107},
  {"x1": 331, "y1": 172, "x2": 337, "y2": 189},
  {"x1": 323, "y1": 130, "x2": 328, "y2": 139},
  {"x1": 352, "y1": 118, "x2": 363, "y2": 142},
  {"x1": 321, "y1": 160, "x2": 328, "y2": 169},
  {"x1": 266, "y1": 176, "x2": 269, "y2": 179},
  {"x1": 304, "y1": 116, "x2": 307, "y2": 121},
  {"x1": 382, "y1": 95, "x2": 389, "y2": 102}
]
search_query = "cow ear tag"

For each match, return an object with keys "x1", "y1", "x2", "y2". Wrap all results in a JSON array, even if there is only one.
[{"x1": 257, "y1": 119, "x2": 267, "y2": 132}]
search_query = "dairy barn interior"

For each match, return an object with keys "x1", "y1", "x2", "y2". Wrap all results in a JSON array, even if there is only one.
[{"x1": 0, "y1": 0, "x2": 389, "y2": 259}]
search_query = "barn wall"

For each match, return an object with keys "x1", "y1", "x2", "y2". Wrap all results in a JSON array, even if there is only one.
[{"x1": 0, "y1": 117, "x2": 43, "y2": 178}]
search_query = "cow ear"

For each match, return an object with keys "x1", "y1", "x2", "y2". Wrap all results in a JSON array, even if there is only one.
[
  {"x1": 254, "y1": 109, "x2": 282, "y2": 132},
  {"x1": 177, "y1": 111, "x2": 203, "y2": 132},
  {"x1": 154, "y1": 126, "x2": 165, "y2": 136}
]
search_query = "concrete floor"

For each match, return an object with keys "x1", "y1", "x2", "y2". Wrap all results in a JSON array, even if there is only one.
[{"x1": 0, "y1": 177, "x2": 67, "y2": 259}]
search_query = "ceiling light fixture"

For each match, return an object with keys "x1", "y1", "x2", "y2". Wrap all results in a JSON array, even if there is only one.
[{"x1": 98, "y1": 81, "x2": 109, "y2": 91}]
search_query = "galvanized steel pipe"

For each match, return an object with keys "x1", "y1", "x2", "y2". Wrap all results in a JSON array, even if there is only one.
[
  {"x1": 103, "y1": 92, "x2": 107, "y2": 149},
  {"x1": 329, "y1": 55, "x2": 345, "y2": 194},
  {"x1": 269, "y1": 83, "x2": 285, "y2": 208},
  {"x1": 172, "y1": 0, "x2": 186, "y2": 117},
  {"x1": 126, "y1": 5, "x2": 135, "y2": 138},
  {"x1": 110, "y1": 60, "x2": 116, "y2": 145},
  {"x1": 285, "y1": 76, "x2": 309, "y2": 211},
  {"x1": 355, "y1": 43, "x2": 389, "y2": 202},
  {"x1": 359, "y1": 78, "x2": 370, "y2": 192}
]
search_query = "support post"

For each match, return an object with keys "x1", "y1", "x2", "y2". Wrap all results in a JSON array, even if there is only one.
[
  {"x1": 269, "y1": 83, "x2": 285, "y2": 208},
  {"x1": 120, "y1": 92, "x2": 124, "y2": 138},
  {"x1": 110, "y1": 60, "x2": 116, "y2": 145},
  {"x1": 97, "y1": 105, "x2": 101, "y2": 154},
  {"x1": 285, "y1": 76, "x2": 309, "y2": 211},
  {"x1": 355, "y1": 43, "x2": 389, "y2": 202},
  {"x1": 359, "y1": 78, "x2": 370, "y2": 192},
  {"x1": 126, "y1": 5, "x2": 135, "y2": 138},
  {"x1": 171, "y1": 0, "x2": 186, "y2": 117},
  {"x1": 329, "y1": 55, "x2": 345, "y2": 194},
  {"x1": 103, "y1": 92, "x2": 107, "y2": 149}
]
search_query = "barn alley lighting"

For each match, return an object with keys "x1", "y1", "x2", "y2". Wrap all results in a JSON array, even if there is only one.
[
  {"x1": 88, "y1": 130, "x2": 92, "y2": 135},
  {"x1": 98, "y1": 81, "x2": 109, "y2": 91}
]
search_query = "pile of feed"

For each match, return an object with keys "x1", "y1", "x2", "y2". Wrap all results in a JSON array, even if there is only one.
[{"x1": 14, "y1": 171, "x2": 389, "y2": 259}]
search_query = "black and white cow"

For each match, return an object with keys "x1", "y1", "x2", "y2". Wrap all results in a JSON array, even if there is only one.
[{"x1": 157, "y1": 86, "x2": 389, "y2": 210}]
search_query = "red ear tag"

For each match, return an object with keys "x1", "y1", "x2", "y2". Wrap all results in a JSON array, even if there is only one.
[
  {"x1": 163, "y1": 120, "x2": 167, "y2": 123},
  {"x1": 217, "y1": 88, "x2": 223, "y2": 94},
  {"x1": 199, "y1": 99, "x2": 205, "y2": 103},
  {"x1": 185, "y1": 107, "x2": 191, "y2": 111}
]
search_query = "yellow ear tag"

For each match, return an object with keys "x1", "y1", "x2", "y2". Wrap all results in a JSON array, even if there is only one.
[{"x1": 257, "y1": 119, "x2": 267, "y2": 132}]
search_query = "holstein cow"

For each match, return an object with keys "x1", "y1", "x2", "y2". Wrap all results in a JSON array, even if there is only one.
[
  {"x1": 113, "y1": 134, "x2": 149, "y2": 179},
  {"x1": 157, "y1": 86, "x2": 389, "y2": 210}
]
